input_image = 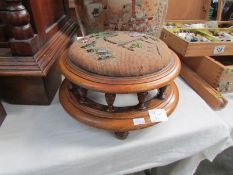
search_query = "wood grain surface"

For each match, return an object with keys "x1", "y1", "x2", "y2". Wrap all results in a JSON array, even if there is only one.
[
  {"x1": 182, "y1": 56, "x2": 233, "y2": 93},
  {"x1": 180, "y1": 62, "x2": 228, "y2": 109}
]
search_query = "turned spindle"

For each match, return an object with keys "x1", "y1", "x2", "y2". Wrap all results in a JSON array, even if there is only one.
[
  {"x1": 105, "y1": 93, "x2": 116, "y2": 112},
  {"x1": 6, "y1": 0, "x2": 34, "y2": 40},
  {"x1": 78, "y1": 87, "x2": 88, "y2": 104},
  {"x1": 137, "y1": 92, "x2": 148, "y2": 110},
  {"x1": 5, "y1": 0, "x2": 41, "y2": 56},
  {"x1": 157, "y1": 85, "x2": 168, "y2": 100}
]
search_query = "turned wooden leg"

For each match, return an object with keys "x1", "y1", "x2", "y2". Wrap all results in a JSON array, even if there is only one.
[
  {"x1": 68, "y1": 83, "x2": 88, "y2": 104},
  {"x1": 114, "y1": 132, "x2": 129, "y2": 140},
  {"x1": 157, "y1": 85, "x2": 168, "y2": 100},
  {"x1": 105, "y1": 93, "x2": 116, "y2": 112},
  {"x1": 137, "y1": 92, "x2": 148, "y2": 110},
  {"x1": 78, "y1": 87, "x2": 88, "y2": 104}
]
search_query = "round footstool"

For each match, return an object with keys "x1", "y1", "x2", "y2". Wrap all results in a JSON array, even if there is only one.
[{"x1": 59, "y1": 31, "x2": 181, "y2": 139}]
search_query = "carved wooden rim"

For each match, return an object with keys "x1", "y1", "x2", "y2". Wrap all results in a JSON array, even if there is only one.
[
  {"x1": 59, "y1": 50, "x2": 181, "y2": 93},
  {"x1": 59, "y1": 79, "x2": 179, "y2": 132}
]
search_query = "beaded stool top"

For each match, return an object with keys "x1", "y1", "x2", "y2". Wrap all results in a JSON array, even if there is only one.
[{"x1": 68, "y1": 31, "x2": 173, "y2": 77}]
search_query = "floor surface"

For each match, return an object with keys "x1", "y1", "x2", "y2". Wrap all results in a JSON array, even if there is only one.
[{"x1": 195, "y1": 147, "x2": 233, "y2": 175}]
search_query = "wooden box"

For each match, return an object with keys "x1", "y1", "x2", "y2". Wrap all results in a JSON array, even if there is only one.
[
  {"x1": 161, "y1": 28, "x2": 233, "y2": 57},
  {"x1": 162, "y1": 0, "x2": 233, "y2": 57},
  {"x1": 163, "y1": 0, "x2": 232, "y2": 109},
  {"x1": 0, "y1": 0, "x2": 77, "y2": 105},
  {"x1": 163, "y1": 0, "x2": 233, "y2": 93},
  {"x1": 182, "y1": 56, "x2": 233, "y2": 93}
]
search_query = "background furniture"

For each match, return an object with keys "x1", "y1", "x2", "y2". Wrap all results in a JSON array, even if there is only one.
[
  {"x1": 161, "y1": 0, "x2": 233, "y2": 109},
  {"x1": 0, "y1": 102, "x2": 6, "y2": 126},
  {"x1": 0, "y1": 0, "x2": 77, "y2": 105},
  {"x1": 68, "y1": 0, "x2": 211, "y2": 21},
  {"x1": 0, "y1": 78, "x2": 232, "y2": 175}
]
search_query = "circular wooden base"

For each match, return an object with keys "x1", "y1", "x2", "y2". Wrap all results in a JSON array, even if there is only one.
[{"x1": 59, "y1": 79, "x2": 179, "y2": 139}]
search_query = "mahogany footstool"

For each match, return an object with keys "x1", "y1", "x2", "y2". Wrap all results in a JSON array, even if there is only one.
[{"x1": 59, "y1": 31, "x2": 181, "y2": 139}]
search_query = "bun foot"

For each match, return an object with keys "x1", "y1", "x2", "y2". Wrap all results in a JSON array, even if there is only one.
[{"x1": 114, "y1": 132, "x2": 129, "y2": 140}]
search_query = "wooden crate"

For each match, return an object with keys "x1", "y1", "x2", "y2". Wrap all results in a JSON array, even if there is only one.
[
  {"x1": 180, "y1": 62, "x2": 228, "y2": 109},
  {"x1": 182, "y1": 56, "x2": 233, "y2": 93},
  {"x1": 163, "y1": 0, "x2": 232, "y2": 109},
  {"x1": 162, "y1": 0, "x2": 233, "y2": 57},
  {"x1": 161, "y1": 28, "x2": 233, "y2": 57}
]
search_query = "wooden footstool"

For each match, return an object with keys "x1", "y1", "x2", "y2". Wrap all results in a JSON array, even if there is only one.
[{"x1": 59, "y1": 31, "x2": 181, "y2": 139}]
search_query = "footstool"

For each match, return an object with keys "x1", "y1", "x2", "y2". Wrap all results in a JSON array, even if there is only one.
[{"x1": 59, "y1": 31, "x2": 181, "y2": 139}]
